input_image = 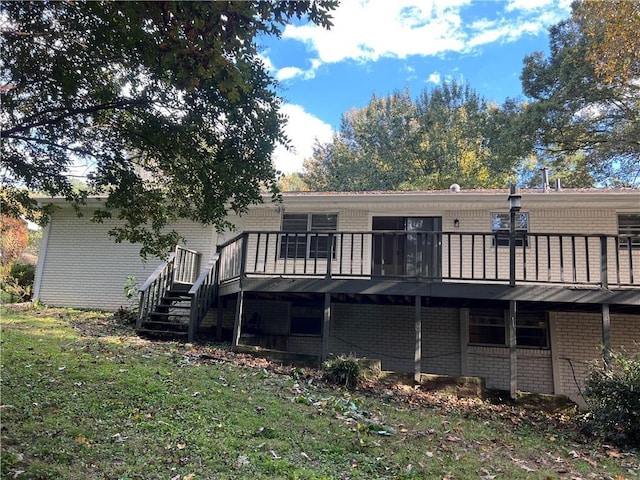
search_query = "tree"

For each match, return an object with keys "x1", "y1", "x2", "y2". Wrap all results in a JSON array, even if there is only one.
[
  {"x1": 1, "y1": 1, "x2": 337, "y2": 257},
  {"x1": 0, "y1": 216, "x2": 28, "y2": 279},
  {"x1": 304, "y1": 90, "x2": 420, "y2": 191},
  {"x1": 520, "y1": 3, "x2": 640, "y2": 187},
  {"x1": 303, "y1": 82, "x2": 525, "y2": 191},
  {"x1": 573, "y1": 0, "x2": 640, "y2": 88},
  {"x1": 277, "y1": 172, "x2": 310, "y2": 192}
]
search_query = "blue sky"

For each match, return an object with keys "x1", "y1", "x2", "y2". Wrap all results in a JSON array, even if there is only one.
[{"x1": 258, "y1": 0, "x2": 573, "y2": 173}]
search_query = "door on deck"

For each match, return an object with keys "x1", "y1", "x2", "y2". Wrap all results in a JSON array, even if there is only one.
[{"x1": 372, "y1": 216, "x2": 442, "y2": 278}]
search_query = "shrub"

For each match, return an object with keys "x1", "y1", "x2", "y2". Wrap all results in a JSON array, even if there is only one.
[
  {"x1": 1, "y1": 262, "x2": 36, "y2": 302},
  {"x1": 116, "y1": 275, "x2": 139, "y2": 325},
  {"x1": 323, "y1": 354, "x2": 364, "y2": 389},
  {"x1": 584, "y1": 348, "x2": 640, "y2": 447}
]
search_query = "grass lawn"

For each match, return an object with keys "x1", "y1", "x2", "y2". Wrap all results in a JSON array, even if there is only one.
[{"x1": 1, "y1": 304, "x2": 638, "y2": 480}]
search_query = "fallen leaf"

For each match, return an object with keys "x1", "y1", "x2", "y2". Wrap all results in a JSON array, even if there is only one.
[
  {"x1": 176, "y1": 442, "x2": 186, "y2": 450},
  {"x1": 183, "y1": 474, "x2": 196, "y2": 480},
  {"x1": 235, "y1": 455, "x2": 249, "y2": 469},
  {"x1": 607, "y1": 449, "x2": 622, "y2": 458}
]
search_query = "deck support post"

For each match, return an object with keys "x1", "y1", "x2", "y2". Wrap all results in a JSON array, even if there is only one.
[
  {"x1": 601, "y1": 303, "x2": 612, "y2": 372},
  {"x1": 216, "y1": 294, "x2": 224, "y2": 341},
  {"x1": 414, "y1": 295, "x2": 422, "y2": 383},
  {"x1": 460, "y1": 308, "x2": 469, "y2": 376},
  {"x1": 231, "y1": 289, "x2": 244, "y2": 350},
  {"x1": 509, "y1": 299, "x2": 518, "y2": 399},
  {"x1": 321, "y1": 292, "x2": 331, "y2": 361}
]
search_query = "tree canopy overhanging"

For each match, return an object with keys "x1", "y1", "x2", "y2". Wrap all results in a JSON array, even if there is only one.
[
  {"x1": 301, "y1": 0, "x2": 640, "y2": 192},
  {"x1": 302, "y1": 82, "x2": 533, "y2": 192},
  {"x1": 520, "y1": 0, "x2": 640, "y2": 187},
  {"x1": 0, "y1": 0, "x2": 337, "y2": 258}
]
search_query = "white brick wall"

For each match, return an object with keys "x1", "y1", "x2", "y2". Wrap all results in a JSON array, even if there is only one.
[
  {"x1": 36, "y1": 207, "x2": 215, "y2": 310},
  {"x1": 555, "y1": 312, "x2": 640, "y2": 404},
  {"x1": 422, "y1": 308, "x2": 461, "y2": 375}
]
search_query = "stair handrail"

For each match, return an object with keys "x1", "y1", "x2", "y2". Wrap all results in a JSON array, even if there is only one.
[
  {"x1": 187, "y1": 254, "x2": 220, "y2": 342},
  {"x1": 174, "y1": 245, "x2": 202, "y2": 284},
  {"x1": 137, "y1": 252, "x2": 176, "y2": 330}
]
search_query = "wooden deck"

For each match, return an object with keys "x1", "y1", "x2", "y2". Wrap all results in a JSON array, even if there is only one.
[{"x1": 216, "y1": 230, "x2": 639, "y2": 307}]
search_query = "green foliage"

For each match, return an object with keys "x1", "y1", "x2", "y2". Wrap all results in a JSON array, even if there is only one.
[
  {"x1": 1, "y1": 1, "x2": 337, "y2": 258},
  {"x1": 277, "y1": 172, "x2": 310, "y2": 192},
  {"x1": 116, "y1": 275, "x2": 139, "y2": 324},
  {"x1": 1, "y1": 307, "x2": 637, "y2": 479},
  {"x1": 303, "y1": 82, "x2": 526, "y2": 191},
  {"x1": 1, "y1": 262, "x2": 36, "y2": 302},
  {"x1": 584, "y1": 349, "x2": 640, "y2": 447},
  {"x1": 520, "y1": 6, "x2": 640, "y2": 187},
  {"x1": 323, "y1": 354, "x2": 364, "y2": 389}
]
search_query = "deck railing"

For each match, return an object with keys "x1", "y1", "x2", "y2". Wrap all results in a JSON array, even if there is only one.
[
  {"x1": 137, "y1": 251, "x2": 176, "y2": 329},
  {"x1": 137, "y1": 245, "x2": 203, "y2": 329},
  {"x1": 173, "y1": 246, "x2": 201, "y2": 284},
  {"x1": 187, "y1": 254, "x2": 219, "y2": 342},
  {"x1": 217, "y1": 231, "x2": 638, "y2": 288}
]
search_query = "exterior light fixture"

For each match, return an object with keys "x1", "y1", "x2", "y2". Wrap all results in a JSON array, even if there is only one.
[
  {"x1": 453, "y1": 219, "x2": 460, "y2": 228},
  {"x1": 507, "y1": 184, "x2": 521, "y2": 287},
  {"x1": 508, "y1": 185, "x2": 522, "y2": 212}
]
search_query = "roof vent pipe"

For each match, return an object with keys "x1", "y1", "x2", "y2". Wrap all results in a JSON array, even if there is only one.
[
  {"x1": 540, "y1": 167, "x2": 549, "y2": 193},
  {"x1": 554, "y1": 178, "x2": 562, "y2": 192}
]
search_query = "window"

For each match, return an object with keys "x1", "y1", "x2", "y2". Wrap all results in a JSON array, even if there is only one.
[
  {"x1": 290, "y1": 303, "x2": 323, "y2": 335},
  {"x1": 280, "y1": 213, "x2": 337, "y2": 259},
  {"x1": 618, "y1": 213, "x2": 640, "y2": 250},
  {"x1": 469, "y1": 308, "x2": 505, "y2": 345},
  {"x1": 515, "y1": 311, "x2": 549, "y2": 348},
  {"x1": 491, "y1": 212, "x2": 529, "y2": 247},
  {"x1": 469, "y1": 308, "x2": 549, "y2": 348}
]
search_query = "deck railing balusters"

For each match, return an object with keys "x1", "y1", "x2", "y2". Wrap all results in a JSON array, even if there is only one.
[{"x1": 208, "y1": 230, "x2": 636, "y2": 288}]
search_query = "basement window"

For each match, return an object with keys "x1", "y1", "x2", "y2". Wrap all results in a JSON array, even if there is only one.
[
  {"x1": 280, "y1": 213, "x2": 337, "y2": 259},
  {"x1": 618, "y1": 213, "x2": 640, "y2": 250},
  {"x1": 491, "y1": 212, "x2": 529, "y2": 247},
  {"x1": 289, "y1": 303, "x2": 323, "y2": 336},
  {"x1": 469, "y1": 308, "x2": 548, "y2": 349},
  {"x1": 469, "y1": 308, "x2": 506, "y2": 346}
]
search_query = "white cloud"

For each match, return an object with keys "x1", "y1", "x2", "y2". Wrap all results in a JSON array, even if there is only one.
[
  {"x1": 276, "y1": 66, "x2": 305, "y2": 81},
  {"x1": 427, "y1": 72, "x2": 441, "y2": 84},
  {"x1": 280, "y1": 0, "x2": 571, "y2": 65},
  {"x1": 284, "y1": 0, "x2": 469, "y2": 63},
  {"x1": 272, "y1": 104, "x2": 334, "y2": 173},
  {"x1": 505, "y1": 0, "x2": 555, "y2": 12}
]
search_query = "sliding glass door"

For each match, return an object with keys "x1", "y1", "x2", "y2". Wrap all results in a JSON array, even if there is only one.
[{"x1": 372, "y1": 216, "x2": 441, "y2": 278}]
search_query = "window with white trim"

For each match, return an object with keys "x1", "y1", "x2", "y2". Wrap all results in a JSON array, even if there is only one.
[
  {"x1": 618, "y1": 213, "x2": 640, "y2": 250},
  {"x1": 491, "y1": 212, "x2": 529, "y2": 247},
  {"x1": 280, "y1": 213, "x2": 337, "y2": 259},
  {"x1": 469, "y1": 308, "x2": 549, "y2": 348}
]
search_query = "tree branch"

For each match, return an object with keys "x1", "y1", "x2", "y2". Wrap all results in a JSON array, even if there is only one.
[
  {"x1": 1, "y1": 98, "x2": 151, "y2": 137},
  {"x1": 6, "y1": 134, "x2": 100, "y2": 158}
]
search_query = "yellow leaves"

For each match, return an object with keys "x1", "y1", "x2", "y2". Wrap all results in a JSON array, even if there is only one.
[
  {"x1": 171, "y1": 474, "x2": 195, "y2": 480},
  {"x1": 606, "y1": 449, "x2": 623, "y2": 459},
  {"x1": 573, "y1": 0, "x2": 640, "y2": 85}
]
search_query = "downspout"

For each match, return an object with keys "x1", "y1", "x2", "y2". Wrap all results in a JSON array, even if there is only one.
[{"x1": 32, "y1": 223, "x2": 51, "y2": 302}]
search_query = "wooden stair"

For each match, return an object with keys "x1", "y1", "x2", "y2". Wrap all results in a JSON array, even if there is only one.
[{"x1": 136, "y1": 283, "x2": 192, "y2": 339}]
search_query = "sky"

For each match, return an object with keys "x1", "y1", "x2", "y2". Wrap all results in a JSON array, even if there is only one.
[{"x1": 258, "y1": 0, "x2": 574, "y2": 174}]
